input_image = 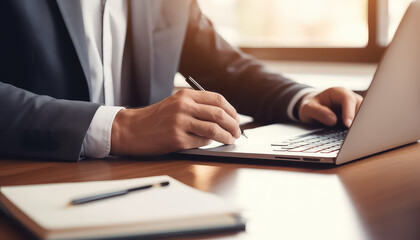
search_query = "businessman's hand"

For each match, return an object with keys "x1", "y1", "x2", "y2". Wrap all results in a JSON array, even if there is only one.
[
  {"x1": 110, "y1": 89, "x2": 241, "y2": 156},
  {"x1": 298, "y1": 87, "x2": 363, "y2": 128}
]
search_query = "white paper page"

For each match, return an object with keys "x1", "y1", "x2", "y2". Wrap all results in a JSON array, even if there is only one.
[
  {"x1": 1, "y1": 176, "x2": 240, "y2": 230},
  {"x1": 199, "y1": 123, "x2": 317, "y2": 152}
]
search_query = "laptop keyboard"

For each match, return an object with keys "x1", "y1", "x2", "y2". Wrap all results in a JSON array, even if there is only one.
[{"x1": 271, "y1": 129, "x2": 347, "y2": 154}]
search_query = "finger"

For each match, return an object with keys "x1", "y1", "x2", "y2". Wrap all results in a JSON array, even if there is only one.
[
  {"x1": 301, "y1": 101, "x2": 337, "y2": 127},
  {"x1": 189, "y1": 91, "x2": 238, "y2": 120},
  {"x1": 193, "y1": 104, "x2": 241, "y2": 138},
  {"x1": 338, "y1": 94, "x2": 358, "y2": 128},
  {"x1": 355, "y1": 94, "x2": 363, "y2": 112},
  {"x1": 187, "y1": 119, "x2": 236, "y2": 144},
  {"x1": 182, "y1": 133, "x2": 212, "y2": 149}
]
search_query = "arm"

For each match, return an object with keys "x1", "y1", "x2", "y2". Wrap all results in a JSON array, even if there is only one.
[
  {"x1": 109, "y1": 0, "x2": 362, "y2": 157},
  {"x1": 178, "y1": 0, "x2": 311, "y2": 123},
  {"x1": 179, "y1": 1, "x2": 363, "y2": 127},
  {"x1": 0, "y1": 82, "x2": 100, "y2": 161}
]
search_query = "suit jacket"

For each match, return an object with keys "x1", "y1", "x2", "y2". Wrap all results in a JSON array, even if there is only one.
[{"x1": 0, "y1": 0, "x2": 309, "y2": 161}]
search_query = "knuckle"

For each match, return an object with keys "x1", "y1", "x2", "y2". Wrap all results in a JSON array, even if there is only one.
[
  {"x1": 347, "y1": 94, "x2": 358, "y2": 105},
  {"x1": 207, "y1": 124, "x2": 218, "y2": 138},
  {"x1": 175, "y1": 89, "x2": 190, "y2": 97},
  {"x1": 173, "y1": 98, "x2": 189, "y2": 112},
  {"x1": 233, "y1": 108, "x2": 238, "y2": 116},
  {"x1": 213, "y1": 108, "x2": 225, "y2": 121},
  {"x1": 329, "y1": 87, "x2": 347, "y2": 95},
  {"x1": 326, "y1": 87, "x2": 337, "y2": 94},
  {"x1": 231, "y1": 107, "x2": 238, "y2": 118},
  {"x1": 214, "y1": 93, "x2": 225, "y2": 105},
  {"x1": 337, "y1": 86, "x2": 348, "y2": 92}
]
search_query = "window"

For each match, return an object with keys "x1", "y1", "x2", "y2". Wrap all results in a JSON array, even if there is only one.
[
  {"x1": 388, "y1": 0, "x2": 413, "y2": 42},
  {"x1": 199, "y1": 0, "x2": 368, "y2": 48},
  {"x1": 198, "y1": 0, "x2": 413, "y2": 62}
]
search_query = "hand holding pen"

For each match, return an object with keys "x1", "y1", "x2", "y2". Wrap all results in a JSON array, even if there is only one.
[
  {"x1": 110, "y1": 76, "x2": 243, "y2": 156},
  {"x1": 186, "y1": 76, "x2": 247, "y2": 138}
]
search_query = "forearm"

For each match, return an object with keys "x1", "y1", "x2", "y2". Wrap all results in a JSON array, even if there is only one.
[{"x1": 0, "y1": 82, "x2": 100, "y2": 161}]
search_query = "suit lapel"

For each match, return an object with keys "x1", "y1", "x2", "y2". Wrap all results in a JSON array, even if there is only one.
[{"x1": 56, "y1": 0, "x2": 91, "y2": 95}]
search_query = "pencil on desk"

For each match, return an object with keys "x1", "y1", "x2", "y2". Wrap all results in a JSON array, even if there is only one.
[{"x1": 69, "y1": 181, "x2": 170, "y2": 206}]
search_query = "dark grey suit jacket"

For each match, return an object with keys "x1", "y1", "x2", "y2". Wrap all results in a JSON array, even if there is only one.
[{"x1": 0, "y1": 0, "x2": 309, "y2": 161}]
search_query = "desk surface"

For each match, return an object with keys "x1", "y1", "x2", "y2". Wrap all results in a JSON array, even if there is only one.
[{"x1": 0, "y1": 141, "x2": 419, "y2": 240}]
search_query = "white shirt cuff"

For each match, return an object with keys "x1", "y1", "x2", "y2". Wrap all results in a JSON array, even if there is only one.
[
  {"x1": 287, "y1": 88, "x2": 319, "y2": 122},
  {"x1": 81, "y1": 106, "x2": 125, "y2": 158}
]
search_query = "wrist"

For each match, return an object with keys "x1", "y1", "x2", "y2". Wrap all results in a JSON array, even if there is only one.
[
  {"x1": 82, "y1": 106, "x2": 125, "y2": 158},
  {"x1": 293, "y1": 96, "x2": 305, "y2": 121},
  {"x1": 287, "y1": 88, "x2": 319, "y2": 122},
  {"x1": 110, "y1": 109, "x2": 131, "y2": 155},
  {"x1": 295, "y1": 92, "x2": 319, "y2": 121}
]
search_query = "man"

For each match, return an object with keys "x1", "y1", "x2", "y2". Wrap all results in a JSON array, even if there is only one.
[{"x1": 0, "y1": 0, "x2": 362, "y2": 161}]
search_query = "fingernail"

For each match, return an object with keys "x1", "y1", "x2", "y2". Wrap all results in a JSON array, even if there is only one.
[{"x1": 345, "y1": 118, "x2": 353, "y2": 127}]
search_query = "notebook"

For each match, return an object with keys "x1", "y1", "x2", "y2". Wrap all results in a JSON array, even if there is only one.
[{"x1": 0, "y1": 176, "x2": 245, "y2": 240}]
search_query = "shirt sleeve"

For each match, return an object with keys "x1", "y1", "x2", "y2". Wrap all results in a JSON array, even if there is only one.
[{"x1": 81, "y1": 106, "x2": 125, "y2": 159}]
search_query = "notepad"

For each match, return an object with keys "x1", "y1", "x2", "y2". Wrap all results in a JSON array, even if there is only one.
[{"x1": 0, "y1": 176, "x2": 245, "y2": 239}]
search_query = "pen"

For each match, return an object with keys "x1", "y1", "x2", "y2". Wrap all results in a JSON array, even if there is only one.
[
  {"x1": 186, "y1": 76, "x2": 248, "y2": 139},
  {"x1": 69, "y1": 181, "x2": 170, "y2": 206}
]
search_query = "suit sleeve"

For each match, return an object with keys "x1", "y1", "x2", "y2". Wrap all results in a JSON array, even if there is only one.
[
  {"x1": 178, "y1": 0, "x2": 311, "y2": 123},
  {"x1": 0, "y1": 82, "x2": 100, "y2": 161}
]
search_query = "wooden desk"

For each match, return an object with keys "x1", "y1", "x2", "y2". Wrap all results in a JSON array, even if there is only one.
[{"x1": 0, "y1": 142, "x2": 419, "y2": 240}]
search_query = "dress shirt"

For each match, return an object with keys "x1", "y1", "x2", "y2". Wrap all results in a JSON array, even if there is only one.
[
  {"x1": 80, "y1": 0, "x2": 126, "y2": 158},
  {"x1": 80, "y1": 0, "x2": 315, "y2": 158}
]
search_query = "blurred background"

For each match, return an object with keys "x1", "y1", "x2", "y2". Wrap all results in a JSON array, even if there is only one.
[
  {"x1": 198, "y1": 0, "x2": 413, "y2": 62},
  {"x1": 176, "y1": 0, "x2": 413, "y2": 93}
]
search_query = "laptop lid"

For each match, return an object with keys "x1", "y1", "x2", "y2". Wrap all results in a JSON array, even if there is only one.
[
  {"x1": 336, "y1": 1, "x2": 420, "y2": 165},
  {"x1": 180, "y1": 2, "x2": 420, "y2": 165}
]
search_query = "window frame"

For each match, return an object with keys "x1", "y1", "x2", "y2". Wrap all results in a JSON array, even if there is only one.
[{"x1": 239, "y1": 0, "x2": 387, "y2": 63}]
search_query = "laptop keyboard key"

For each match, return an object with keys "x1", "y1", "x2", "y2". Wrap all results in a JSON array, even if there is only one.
[{"x1": 272, "y1": 129, "x2": 347, "y2": 155}]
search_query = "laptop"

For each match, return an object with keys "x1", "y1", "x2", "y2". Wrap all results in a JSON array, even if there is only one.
[{"x1": 180, "y1": 1, "x2": 420, "y2": 165}]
